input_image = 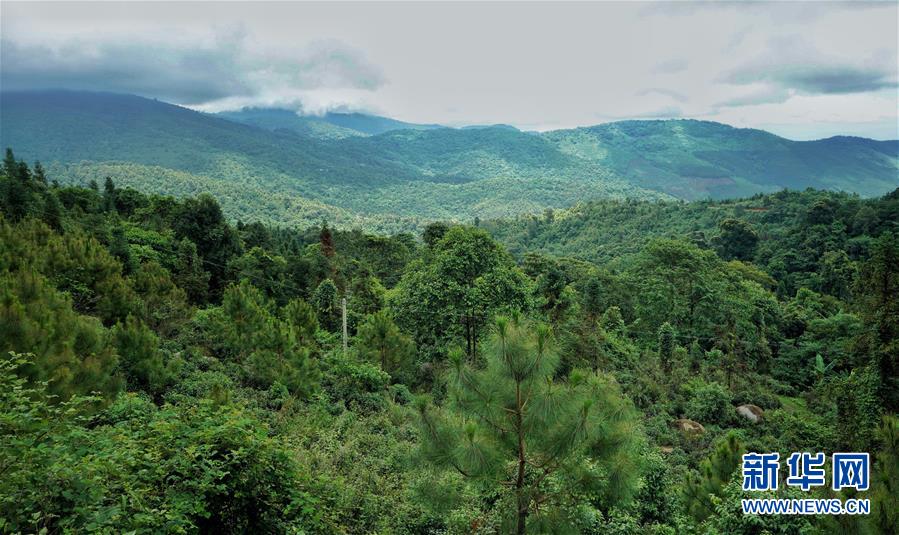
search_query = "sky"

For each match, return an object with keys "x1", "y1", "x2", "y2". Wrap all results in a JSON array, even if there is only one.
[{"x1": 2, "y1": 1, "x2": 897, "y2": 140}]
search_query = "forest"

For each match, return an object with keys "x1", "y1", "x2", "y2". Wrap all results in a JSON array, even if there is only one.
[{"x1": 1, "y1": 147, "x2": 898, "y2": 534}]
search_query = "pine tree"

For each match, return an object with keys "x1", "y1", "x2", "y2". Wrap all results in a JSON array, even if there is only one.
[
  {"x1": 658, "y1": 321, "x2": 675, "y2": 373},
  {"x1": 103, "y1": 176, "x2": 116, "y2": 212},
  {"x1": 171, "y1": 238, "x2": 210, "y2": 304},
  {"x1": 312, "y1": 278, "x2": 340, "y2": 332},
  {"x1": 417, "y1": 316, "x2": 641, "y2": 533},
  {"x1": 683, "y1": 432, "x2": 743, "y2": 522},
  {"x1": 1, "y1": 149, "x2": 30, "y2": 222},
  {"x1": 42, "y1": 191, "x2": 63, "y2": 232},
  {"x1": 32, "y1": 161, "x2": 47, "y2": 185},
  {"x1": 218, "y1": 281, "x2": 317, "y2": 395},
  {"x1": 109, "y1": 224, "x2": 135, "y2": 275},
  {"x1": 355, "y1": 310, "x2": 414, "y2": 375},
  {"x1": 112, "y1": 315, "x2": 171, "y2": 395},
  {"x1": 869, "y1": 416, "x2": 899, "y2": 534},
  {"x1": 319, "y1": 221, "x2": 335, "y2": 258}
]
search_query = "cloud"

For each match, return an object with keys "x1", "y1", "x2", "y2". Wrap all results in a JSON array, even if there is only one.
[
  {"x1": 652, "y1": 58, "x2": 688, "y2": 75},
  {"x1": 596, "y1": 106, "x2": 684, "y2": 121},
  {"x1": 722, "y1": 36, "x2": 897, "y2": 97},
  {"x1": 716, "y1": 85, "x2": 792, "y2": 108},
  {"x1": 0, "y1": 31, "x2": 385, "y2": 110},
  {"x1": 726, "y1": 63, "x2": 897, "y2": 95},
  {"x1": 636, "y1": 88, "x2": 689, "y2": 103}
]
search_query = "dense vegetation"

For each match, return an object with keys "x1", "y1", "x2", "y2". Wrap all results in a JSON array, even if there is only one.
[
  {"x1": 216, "y1": 108, "x2": 441, "y2": 139},
  {"x1": 2, "y1": 147, "x2": 897, "y2": 533},
  {"x1": 3, "y1": 91, "x2": 896, "y2": 233},
  {"x1": 545, "y1": 120, "x2": 899, "y2": 199},
  {"x1": 0, "y1": 91, "x2": 663, "y2": 229}
]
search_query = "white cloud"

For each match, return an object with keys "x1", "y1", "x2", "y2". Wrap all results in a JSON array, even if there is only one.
[{"x1": 1, "y1": 1, "x2": 896, "y2": 139}]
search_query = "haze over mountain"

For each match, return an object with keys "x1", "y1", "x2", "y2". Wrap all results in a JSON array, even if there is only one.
[
  {"x1": 1, "y1": 90, "x2": 896, "y2": 229},
  {"x1": 215, "y1": 108, "x2": 442, "y2": 139}
]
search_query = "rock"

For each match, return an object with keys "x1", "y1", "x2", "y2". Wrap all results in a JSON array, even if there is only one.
[
  {"x1": 660, "y1": 446, "x2": 674, "y2": 454},
  {"x1": 736, "y1": 404, "x2": 764, "y2": 423},
  {"x1": 671, "y1": 418, "x2": 705, "y2": 436}
]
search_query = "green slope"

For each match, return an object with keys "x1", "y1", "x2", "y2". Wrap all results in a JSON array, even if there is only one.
[
  {"x1": 215, "y1": 108, "x2": 442, "y2": 139},
  {"x1": 544, "y1": 120, "x2": 899, "y2": 199},
  {"x1": 0, "y1": 90, "x2": 664, "y2": 226},
  {"x1": 215, "y1": 108, "x2": 368, "y2": 139},
  {"x1": 483, "y1": 188, "x2": 899, "y2": 265},
  {"x1": 2, "y1": 91, "x2": 895, "y2": 230}
]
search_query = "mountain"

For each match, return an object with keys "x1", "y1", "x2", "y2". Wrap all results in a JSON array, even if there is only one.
[
  {"x1": 1, "y1": 91, "x2": 896, "y2": 230},
  {"x1": 0, "y1": 90, "x2": 661, "y2": 229},
  {"x1": 484, "y1": 188, "x2": 899, "y2": 265},
  {"x1": 544, "y1": 120, "x2": 899, "y2": 199},
  {"x1": 215, "y1": 107, "x2": 442, "y2": 139}
]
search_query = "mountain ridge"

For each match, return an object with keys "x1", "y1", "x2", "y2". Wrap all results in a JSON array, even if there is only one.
[{"x1": 1, "y1": 90, "x2": 896, "y2": 229}]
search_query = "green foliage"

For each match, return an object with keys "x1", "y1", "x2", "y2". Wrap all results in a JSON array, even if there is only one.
[
  {"x1": 312, "y1": 278, "x2": 341, "y2": 332},
  {"x1": 418, "y1": 317, "x2": 642, "y2": 533},
  {"x1": 112, "y1": 315, "x2": 173, "y2": 396},
  {"x1": 392, "y1": 226, "x2": 532, "y2": 360},
  {"x1": 216, "y1": 281, "x2": 318, "y2": 396},
  {"x1": 0, "y1": 153, "x2": 896, "y2": 532},
  {"x1": 0, "y1": 369, "x2": 327, "y2": 533},
  {"x1": 173, "y1": 193, "x2": 242, "y2": 298},
  {"x1": 713, "y1": 218, "x2": 758, "y2": 261},
  {"x1": 355, "y1": 310, "x2": 415, "y2": 377},
  {"x1": 657, "y1": 322, "x2": 675, "y2": 374},
  {"x1": 834, "y1": 366, "x2": 882, "y2": 451},
  {"x1": 0, "y1": 269, "x2": 123, "y2": 400},
  {"x1": 682, "y1": 380, "x2": 734, "y2": 426},
  {"x1": 683, "y1": 432, "x2": 743, "y2": 522},
  {"x1": 869, "y1": 416, "x2": 899, "y2": 534}
]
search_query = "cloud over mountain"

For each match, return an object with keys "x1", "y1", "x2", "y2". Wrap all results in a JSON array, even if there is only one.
[{"x1": 0, "y1": 30, "x2": 385, "y2": 111}]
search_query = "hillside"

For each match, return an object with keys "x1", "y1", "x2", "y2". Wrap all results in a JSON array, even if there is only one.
[
  {"x1": 0, "y1": 90, "x2": 663, "y2": 227},
  {"x1": 215, "y1": 107, "x2": 442, "y2": 139},
  {"x1": 3, "y1": 157, "x2": 898, "y2": 533},
  {"x1": 544, "y1": 120, "x2": 899, "y2": 199},
  {"x1": 2, "y1": 91, "x2": 896, "y2": 231},
  {"x1": 484, "y1": 188, "x2": 899, "y2": 267}
]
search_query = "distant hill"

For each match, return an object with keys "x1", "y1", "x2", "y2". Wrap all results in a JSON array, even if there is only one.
[
  {"x1": 484, "y1": 188, "x2": 899, "y2": 265},
  {"x1": 544, "y1": 120, "x2": 899, "y2": 199},
  {"x1": 215, "y1": 107, "x2": 442, "y2": 138},
  {"x1": 0, "y1": 90, "x2": 662, "y2": 229},
  {"x1": 2, "y1": 91, "x2": 895, "y2": 229}
]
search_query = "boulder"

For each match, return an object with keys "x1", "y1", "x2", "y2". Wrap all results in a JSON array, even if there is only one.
[
  {"x1": 671, "y1": 418, "x2": 705, "y2": 436},
  {"x1": 736, "y1": 404, "x2": 764, "y2": 423}
]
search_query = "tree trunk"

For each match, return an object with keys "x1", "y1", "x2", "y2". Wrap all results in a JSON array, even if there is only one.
[{"x1": 515, "y1": 381, "x2": 527, "y2": 535}]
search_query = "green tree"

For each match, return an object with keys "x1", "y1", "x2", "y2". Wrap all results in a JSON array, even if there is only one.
[
  {"x1": 217, "y1": 281, "x2": 317, "y2": 395},
  {"x1": 228, "y1": 246, "x2": 288, "y2": 303},
  {"x1": 112, "y1": 315, "x2": 172, "y2": 396},
  {"x1": 869, "y1": 416, "x2": 899, "y2": 535},
  {"x1": 355, "y1": 310, "x2": 414, "y2": 376},
  {"x1": 173, "y1": 194, "x2": 242, "y2": 299},
  {"x1": 417, "y1": 316, "x2": 641, "y2": 533},
  {"x1": 657, "y1": 322, "x2": 675, "y2": 374},
  {"x1": 855, "y1": 232, "x2": 899, "y2": 410},
  {"x1": 683, "y1": 432, "x2": 743, "y2": 522},
  {"x1": 0, "y1": 269, "x2": 122, "y2": 400},
  {"x1": 103, "y1": 176, "x2": 116, "y2": 212},
  {"x1": 41, "y1": 190, "x2": 64, "y2": 232},
  {"x1": 392, "y1": 227, "x2": 531, "y2": 359},
  {"x1": 422, "y1": 221, "x2": 449, "y2": 247},
  {"x1": 312, "y1": 278, "x2": 341, "y2": 332},
  {"x1": 714, "y1": 218, "x2": 758, "y2": 261},
  {"x1": 1, "y1": 149, "x2": 32, "y2": 222},
  {"x1": 171, "y1": 238, "x2": 210, "y2": 304}
]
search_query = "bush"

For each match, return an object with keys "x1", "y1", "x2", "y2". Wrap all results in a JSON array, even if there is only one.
[{"x1": 683, "y1": 380, "x2": 734, "y2": 426}]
